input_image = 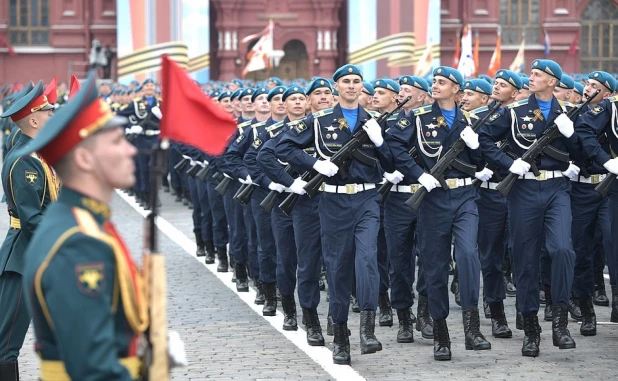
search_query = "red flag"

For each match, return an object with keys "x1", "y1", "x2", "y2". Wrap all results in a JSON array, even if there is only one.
[
  {"x1": 452, "y1": 30, "x2": 461, "y2": 68},
  {"x1": 44, "y1": 77, "x2": 57, "y2": 104},
  {"x1": 160, "y1": 55, "x2": 237, "y2": 155},
  {"x1": 69, "y1": 74, "x2": 81, "y2": 98},
  {"x1": 568, "y1": 31, "x2": 579, "y2": 56}
]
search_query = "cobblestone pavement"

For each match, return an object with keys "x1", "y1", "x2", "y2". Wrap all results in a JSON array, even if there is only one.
[{"x1": 7, "y1": 188, "x2": 618, "y2": 380}]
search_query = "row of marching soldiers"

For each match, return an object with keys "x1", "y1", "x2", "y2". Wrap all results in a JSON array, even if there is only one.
[{"x1": 130, "y1": 60, "x2": 616, "y2": 365}]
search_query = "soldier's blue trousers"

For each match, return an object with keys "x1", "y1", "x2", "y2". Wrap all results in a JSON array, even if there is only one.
[
  {"x1": 477, "y1": 187, "x2": 508, "y2": 303},
  {"x1": 508, "y1": 178, "x2": 575, "y2": 315},
  {"x1": 571, "y1": 182, "x2": 612, "y2": 299},
  {"x1": 251, "y1": 187, "x2": 277, "y2": 284},
  {"x1": 224, "y1": 182, "x2": 248, "y2": 267},
  {"x1": 292, "y1": 195, "x2": 323, "y2": 309},
  {"x1": 418, "y1": 186, "x2": 480, "y2": 321},
  {"x1": 168, "y1": 145, "x2": 182, "y2": 192},
  {"x1": 320, "y1": 190, "x2": 380, "y2": 324},
  {"x1": 609, "y1": 182, "x2": 618, "y2": 285},
  {"x1": 244, "y1": 196, "x2": 260, "y2": 280},
  {"x1": 187, "y1": 176, "x2": 202, "y2": 234},
  {"x1": 272, "y1": 193, "x2": 297, "y2": 297},
  {"x1": 195, "y1": 177, "x2": 214, "y2": 242},
  {"x1": 384, "y1": 191, "x2": 419, "y2": 310},
  {"x1": 0, "y1": 272, "x2": 29, "y2": 363},
  {"x1": 137, "y1": 135, "x2": 158, "y2": 194},
  {"x1": 377, "y1": 204, "x2": 389, "y2": 294},
  {"x1": 205, "y1": 176, "x2": 228, "y2": 247},
  {"x1": 592, "y1": 226, "x2": 612, "y2": 284}
]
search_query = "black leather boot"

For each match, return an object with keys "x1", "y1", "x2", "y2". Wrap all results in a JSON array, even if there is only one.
[
  {"x1": 516, "y1": 296, "x2": 523, "y2": 330},
  {"x1": 433, "y1": 319, "x2": 451, "y2": 361},
  {"x1": 262, "y1": 282, "x2": 277, "y2": 316},
  {"x1": 489, "y1": 301, "x2": 512, "y2": 338},
  {"x1": 396, "y1": 309, "x2": 414, "y2": 343},
  {"x1": 378, "y1": 292, "x2": 393, "y2": 327},
  {"x1": 503, "y1": 258, "x2": 516, "y2": 296},
  {"x1": 612, "y1": 285, "x2": 618, "y2": 323},
  {"x1": 302, "y1": 308, "x2": 325, "y2": 346},
  {"x1": 593, "y1": 271, "x2": 609, "y2": 306},
  {"x1": 254, "y1": 279, "x2": 265, "y2": 305},
  {"x1": 415, "y1": 294, "x2": 434, "y2": 339},
  {"x1": 281, "y1": 295, "x2": 298, "y2": 331},
  {"x1": 143, "y1": 193, "x2": 151, "y2": 210},
  {"x1": 0, "y1": 360, "x2": 18, "y2": 381},
  {"x1": 174, "y1": 189, "x2": 183, "y2": 202},
  {"x1": 578, "y1": 297, "x2": 596, "y2": 336},
  {"x1": 568, "y1": 294, "x2": 582, "y2": 321},
  {"x1": 463, "y1": 307, "x2": 491, "y2": 350},
  {"x1": 521, "y1": 314, "x2": 540, "y2": 357},
  {"x1": 409, "y1": 306, "x2": 417, "y2": 324},
  {"x1": 483, "y1": 296, "x2": 491, "y2": 319},
  {"x1": 204, "y1": 240, "x2": 215, "y2": 264},
  {"x1": 229, "y1": 253, "x2": 236, "y2": 269},
  {"x1": 235, "y1": 263, "x2": 249, "y2": 292},
  {"x1": 195, "y1": 232, "x2": 205, "y2": 257},
  {"x1": 216, "y1": 246, "x2": 228, "y2": 272},
  {"x1": 552, "y1": 302, "x2": 576, "y2": 349},
  {"x1": 544, "y1": 284, "x2": 553, "y2": 322},
  {"x1": 332, "y1": 323, "x2": 351, "y2": 365},
  {"x1": 359, "y1": 311, "x2": 382, "y2": 354}
]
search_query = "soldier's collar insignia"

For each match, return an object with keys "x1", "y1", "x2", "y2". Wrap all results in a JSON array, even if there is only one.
[
  {"x1": 80, "y1": 197, "x2": 111, "y2": 221},
  {"x1": 76, "y1": 263, "x2": 106, "y2": 296},
  {"x1": 25, "y1": 170, "x2": 38, "y2": 186}
]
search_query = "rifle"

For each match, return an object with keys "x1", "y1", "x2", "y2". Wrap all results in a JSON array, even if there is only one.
[
  {"x1": 195, "y1": 161, "x2": 211, "y2": 181},
  {"x1": 495, "y1": 90, "x2": 599, "y2": 197},
  {"x1": 234, "y1": 182, "x2": 258, "y2": 205},
  {"x1": 261, "y1": 164, "x2": 293, "y2": 213},
  {"x1": 173, "y1": 156, "x2": 190, "y2": 173},
  {"x1": 186, "y1": 162, "x2": 201, "y2": 178},
  {"x1": 377, "y1": 147, "x2": 417, "y2": 202},
  {"x1": 212, "y1": 171, "x2": 224, "y2": 184},
  {"x1": 278, "y1": 170, "x2": 312, "y2": 216},
  {"x1": 143, "y1": 141, "x2": 170, "y2": 380},
  {"x1": 215, "y1": 175, "x2": 233, "y2": 195},
  {"x1": 405, "y1": 101, "x2": 503, "y2": 211},
  {"x1": 596, "y1": 173, "x2": 616, "y2": 198},
  {"x1": 303, "y1": 97, "x2": 412, "y2": 197}
]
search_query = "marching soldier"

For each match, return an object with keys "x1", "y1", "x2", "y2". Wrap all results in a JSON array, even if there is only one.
[
  {"x1": 359, "y1": 81, "x2": 374, "y2": 110},
  {"x1": 0, "y1": 81, "x2": 57, "y2": 380}
]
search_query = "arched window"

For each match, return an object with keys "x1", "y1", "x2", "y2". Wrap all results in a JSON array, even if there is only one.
[
  {"x1": 9, "y1": 0, "x2": 49, "y2": 46},
  {"x1": 500, "y1": 0, "x2": 540, "y2": 44},
  {"x1": 580, "y1": 0, "x2": 618, "y2": 73}
]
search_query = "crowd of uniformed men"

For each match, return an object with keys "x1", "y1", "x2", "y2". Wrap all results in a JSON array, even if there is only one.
[{"x1": 1, "y1": 56, "x2": 618, "y2": 379}]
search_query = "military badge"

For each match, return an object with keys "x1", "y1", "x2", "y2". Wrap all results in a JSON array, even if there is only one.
[
  {"x1": 396, "y1": 118, "x2": 410, "y2": 130},
  {"x1": 75, "y1": 262, "x2": 106, "y2": 296},
  {"x1": 294, "y1": 121, "x2": 307, "y2": 133},
  {"x1": 235, "y1": 134, "x2": 245, "y2": 144},
  {"x1": 325, "y1": 126, "x2": 337, "y2": 132},
  {"x1": 25, "y1": 170, "x2": 38, "y2": 186},
  {"x1": 590, "y1": 105, "x2": 604, "y2": 116},
  {"x1": 326, "y1": 134, "x2": 332, "y2": 139},
  {"x1": 432, "y1": 130, "x2": 438, "y2": 137},
  {"x1": 522, "y1": 124, "x2": 527, "y2": 129},
  {"x1": 528, "y1": 123, "x2": 534, "y2": 130},
  {"x1": 252, "y1": 138, "x2": 262, "y2": 148},
  {"x1": 426, "y1": 131, "x2": 431, "y2": 137},
  {"x1": 426, "y1": 122, "x2": 438, "y2": 129},
  {"x1": 436, "y1": 116, "x2": 446, "y2": 128},
  {"x1": 337, "y1": 118, "x2": 349, "y2": 130},
  {"x1": 489, "y1": 113, "x2": 500, "y2": 122},
  {"x1": 532, "y1": 109, "x2": 544, "y2": 122},
  {"x1": 332, "y1": 133, "x2": 338, "y2": 140}
]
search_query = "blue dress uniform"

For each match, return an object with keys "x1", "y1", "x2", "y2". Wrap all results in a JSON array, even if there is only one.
[
  {"x1": 277, "y1": 64, "x2": 393, "y2": 364},
  {"x1": 0, "y1": 81, "x2": 57, "y2": 380},
  {"x1": 574, "y1": 71, "x2": 618, "y2": 326},
  {"x1": 479, "y1": 59, "x2": 580, "y2": 356}
]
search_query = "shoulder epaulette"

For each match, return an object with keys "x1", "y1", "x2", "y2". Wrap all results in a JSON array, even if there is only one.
[
  {"x1": 387, "y1": 114, "x2": 399, "y2": 121},
  {"x1": 266, "y1": 121, "x2": 285, "y2": 132},
  {"x1": 72, "y1": 208, "x2": 104, "y2": 238},
  {"x1": 313, "y1": 108, "x2": 333, "y2": 118},
  {"x1": 471, "y1": 105, "x2": 489, "y2": 116},
  {"x1": 367, "y1": 110, "x2": 380, "y2": 118},
  {"x1": 506, "y1": 99, "x2": 528, "y2": 109},
  {"x1": 237, "y1": 120, "x2": 252, "y2": 128},
  {"x1": 412, "y1": 105, "x2": 432, "y2": 116},
  {"x1": 251, "y1": 121, "x2": 267, "y2": 128},
  {"x1": 287, "y1": 119, "x2": 304, "y2": 126},
  {"x1": 609, "y1": 95, "x2": 618, "y2": 103},
  {"x1": 559, "y1": 100, "x2": 575, "y2": 108},
  {"x1": 119, "y1": 104, "x2": 128, "y2": 110},
  {"x1": 133, "y1": 96, "x2": 142, "y2": 102}
]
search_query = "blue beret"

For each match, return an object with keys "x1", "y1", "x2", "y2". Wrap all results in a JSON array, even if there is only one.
[
  {"x1": 521, "y1": 77, "x2": 530, "y2": 90},
  {"x1": 230, "y1": 88, "x2": 243, "y2": 101},
  {"x1": 495, "y1": 69, "x2": 523, "y2": 90},
  {"x1": 573, "y1": 82, "x2": 584, "y2": 95},
  {"x1": 463, "y1": 79, "x2": 492, "y2": 95},
  {"x1": 558, "y1": 74, "x2": 575, "y2": 90},
  {"x1": 267, "y1": 86, "x2": 286, "y2": 101},
  {"x1": 231, "y1": 78, "x2": 243, "y2": 88},
  {"x1": 518, "y1": 73, "x2": 529, "y2": 78},
  {"x1": 588, "y1": 71, "x2": 617, "y2": 92},
  {"x1": 306, "y1": 78, "x2": 333, "y2": 95},
  {"x1": 268, "y1": 77, "x2": 283, "y2": 86},
  {"x1": 433, "y1": 66, "x2": 464, "y2": 87},
  {"x1": 362, "y1": 81, "x2": 374, "y2": 96},
  {"x1": 133, "y1": 86, "x2": 142, "y2": 92},
  {"x1": 399, "y1": 76, "x2": 430, "y2": 93},
  {"x1": 142, "y1": 78, "x2": 155, "y2": 85},
  {"x1": 332, "y1": 88, "x2": 339, "y2": 96},
  {"x1": 130, "y1": 80, "x2": 140, "y2": 86},
  {"x1": 282, "y1": 86, "x2": 304, "y2": 101},
  {"x1": 373, "y1": 78, "x2": 400, "y2": 94},
  {"x1": 239, "y1": 88, "x2": 255, "y2": 101},
  {"x1": 1, "y1": 80, "x2": 54, "y2": 120},
  {"x1": 210, "y1": 90, "x2": 220, "y2": 98},
  {"x1": 531, "y1": 59, "x2": 562, "y2": 80},
  {"x1": 333, "y1": 64, "x2": 363, "y2": 82},
  {"x1": 217, "y1": 90, "x2": 232, "y2": 101},
  {"x1": 251, "y1": 87, "x2": 269, "y2": 103}
]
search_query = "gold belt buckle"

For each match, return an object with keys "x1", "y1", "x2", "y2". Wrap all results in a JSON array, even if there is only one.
[
  {"x1": 536, "y1": 170, "x2": 547, "y2": 181},
  {"x1": 411, "y1": 184, "x2": 420, "y2": 193},
  {"x1": 345, "y1": 184, "x2": 358, "y2": 194},
  {"x1": 590, "y1": 174, "x2": 600, "y2": 184},
  {"x1": 446, "y1": 179, "x2": 458, "y2": 189},
  {"x1": 320, "y1": 183, "x2": 326, "y2": 192}
]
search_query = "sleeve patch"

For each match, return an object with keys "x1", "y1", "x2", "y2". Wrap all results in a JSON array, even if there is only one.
[
  {"x1": 294, "y1": 121, "x2": 307, "y2": 133},
  {"x1": 75, "y1": 262, "x2": 106, "y2": 296},
  {"x1": 252, "y1": 138, "x2": 263, "y2": 148},
  {"x1": 235, "y1": 133, "x2": 245, "y2": 144},
  {"x1": 396, "y1": 118, "x2": 411, "y2": 130},
  {"x1": 489, "y1": 113, "x2": 501, "y2": 121},
  {"x1": 590, "y1": 105, "x2": 604, "y2": 116},
  {"x1": 25, "y1": 170, "x2": 39, "y2": 186}
]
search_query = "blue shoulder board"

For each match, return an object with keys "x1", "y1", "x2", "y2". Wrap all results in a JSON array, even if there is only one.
[
  {"x1": 266, "y1": 120, "x2": 285, "y2": 132},
  {"x1": 313, "y1": 108, "x2": 333, "y2": 118},
  {"x1": 251, "y1": 120, "x2": 267, "y2": 128},
  {"x1": 609, "y1": 95, "x2": 618, "y2": 103},
  {"x1": 506, "y1": 99, "x2": 529, "y2": 109},
  {"x1": 412, "y1": 105, "x2": 432, "y2": 116},
  {"x1": 386, "y1": 114, "x2": 399, "y2": 121},
  {"x1": 237, "y1": 120, "x2": 252, "y2": 128},
  {"x1": 367, "y1": 110, "x2": 380, "y2": 118}
]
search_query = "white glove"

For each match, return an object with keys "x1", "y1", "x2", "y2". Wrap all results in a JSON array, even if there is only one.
[
  {"x1": 603, "y1": 158, "x2": 618, "y2": 175},
  {"x1": 418, "y1": 173, "x2": 440, "y2": 192},
  {"x1": 239, "y1": 175, "x2": 253, "y2": 185},
  {"x1": 474, "y1": 167, "x2": 494, "y2": 182},
  {"x1": 203, "y1": 160, "x2": 209, "y2": 166},
  {"x1": 509, "y1": 158, "x2": 531, "y2": 176},
  {"x1": 268, "y1": 182, "x2": 285, "y2": 193},
  {"x1": 313, "y1": 160, "x2": 339, "y2": 177},
  {"x1": 555, "y1": 113, "x2": 574, "y2": 138},
  {"x1": 223, "y1": 173, "x2": 233, "y2": 179},
  {"x1": 289, "y1": 177, "x2": 307, "y2": 195},
  {"x1": 182, "y1": 155, "x2": 191, "y2": 161},
  {"x1": 151, "y1": 105, "x2": 162, "y2": 120},
  {"x1": 196, "y1": 161, "x2": 205, "y2": 168},
  {"x1": 460, "y1": 126, "x2": 480, "y2": 150},
  {"x1": 125, "y1": 128, "x2": 133, "y2": 135},
  {"x1": 384, "y1": 170, "x2": 404, "y2": 185},
  {"x1": 131, "y1": 125, "x2": 143, "y2": 134},
  {"x1": 167, "y1": 330, "x2": 188, "y2": 368},
  {"x1": 363, "y1": 118, "x2": 384, "y2": 147},
  {"x1": 563, "y1": 162, "x2": 580, "y2": 179}
]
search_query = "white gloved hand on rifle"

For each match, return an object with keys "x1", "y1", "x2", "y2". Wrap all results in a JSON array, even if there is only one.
[
  {"x1": 418, "y1": 173, "x2": 440, "y2": 192},
  {"x1": 508, "y1": 158, "x2": 531, "y2": 176},
  {"x1": 563, "y1": 162, "x2": 580, "y2": 179},
  {"x1": 363, "y1": 118, "x2": 384, "y2": 147},
  {"x1": 474, "y1": 167, "x2": 494, "y2": 182},
  {"x1": 288, "y1": 178, "x2": 307, "y2": 195},
  {"x1": 384, "y1": 170, "x2": 404, "y2": 185},
  {"x1": 555, "y1": 113, "x2": 574, "y2": 138},
  {"x1": 460, "y1": 126, "x2": 480, "y2": 150},
  {"x1": 268, "y1": 182, "x2": 285, "y2": 193},
  {"x1": 313, "y1": 160, "x2": 339, "y2": 177}
]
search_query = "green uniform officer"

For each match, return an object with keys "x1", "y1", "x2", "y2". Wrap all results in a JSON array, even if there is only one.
[
  {"x1": 0, "y1": 80, "x2": 56, "y2": 380},
  {"x1": 20, "y1": 70, "x2": 149, "y2": 380}
]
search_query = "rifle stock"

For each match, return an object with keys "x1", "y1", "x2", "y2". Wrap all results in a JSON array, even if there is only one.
[
  {"x1": 186, "y1": 163, "x2": 201, "y2": 177},
  {"x1": 195, "y1": 163, "x2": 211, "y2": 181},
  {"x1": 215, "y1": 176, "x2": 232, "y2": 195},
  {"x1": 379, "y1": 147, "x2": 418, "y2": 202},
  {"x1": 173, "y1": 157, "x2": 189, "y2": 173},
  {"x1": 279, "y1": 171, "x2": 312, "y2": 215},
  {"x1": 595, "y1": 173, "x2": 616, "y2": 198},
  {"x1": 261, "y1": 164, "x2": 293, "y2": 212},
  {"x1": 235, "y1": 183, "x2": 258, "y2": 205}
]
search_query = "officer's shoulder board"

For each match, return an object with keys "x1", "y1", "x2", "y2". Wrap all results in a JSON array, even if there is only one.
[
  {"x1": 506, "y1": 99, "x2": 528, "y2": 110},
  {"x1": 386, "y1": 114, "x2": 399, "y2": 122},
  {"x1": 266, "y1": 121, "x2": 285, "y2": 132},
  {"x1": 609, "y1": 95, "x2": 618, "y2": 103},
  {"x1": 133, "y1": 96, "x2": 142, "y2": 102},
  {"x1": 312, "y1": 108, "x2": 333, "y2": 118},
  {"x1": 237, "y1": 120, "x2": 252, "y2": 129},
  {"x1": 367, "y1": 110, "x2": 380, "y2": 118},
  {"x1": 469, "y1": 105, "x2": 489, "y2": 120},
  {"x1": 412, "y1": 105, "x2": 432, "y2": 117},
  {"x1": 251, "y1": 120, "x2": 267, "y2": 129}
]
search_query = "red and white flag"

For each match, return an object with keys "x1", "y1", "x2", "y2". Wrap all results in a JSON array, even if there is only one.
[
  {"x1": 414, "y1": 44, "x2": 434, "y2": 77},
  {"x1": 242, "y1": 20, "x2": 274, "y2": 77},
  {"x1": 487, "y1": 27, "x2": 501, "y2": 77}
]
